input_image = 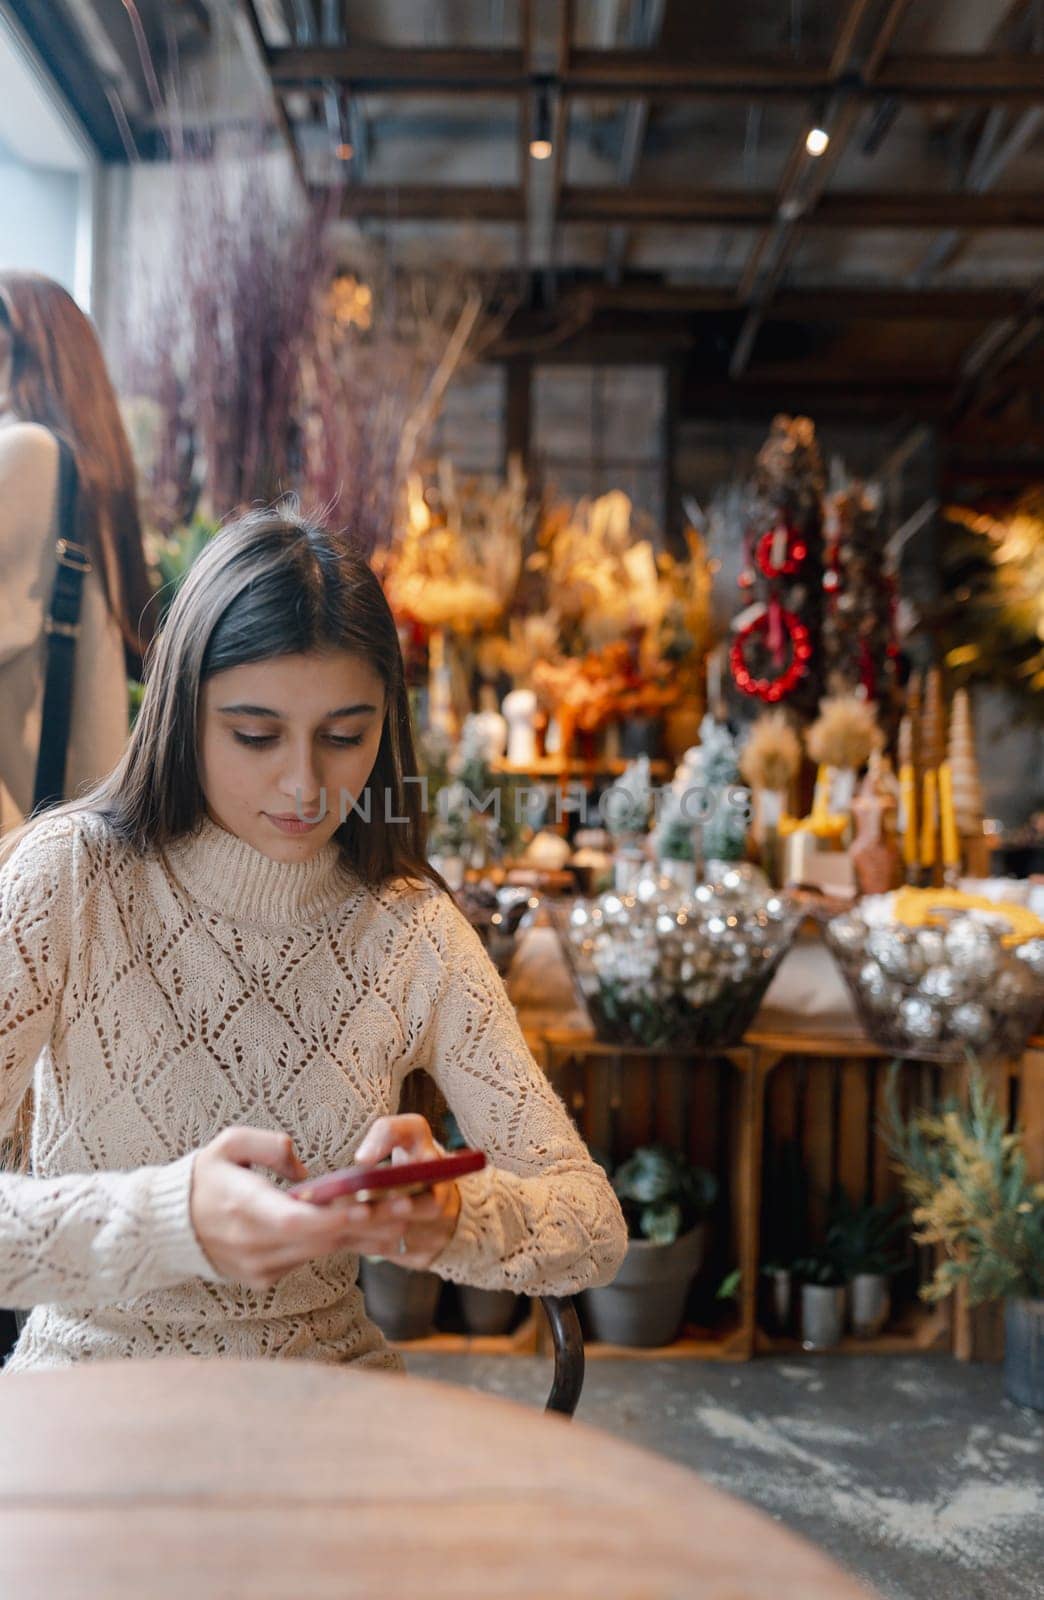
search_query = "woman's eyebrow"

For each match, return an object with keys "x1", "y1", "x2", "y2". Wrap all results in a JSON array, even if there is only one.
[{"x1": 217, "y1": 702, "x2": 378, "y2": 718}]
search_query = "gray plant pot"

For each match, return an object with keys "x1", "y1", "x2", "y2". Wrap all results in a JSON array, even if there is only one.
[
  {"x1": 849, "y1": 1273, "x2": 891, "y2": 1339},
  {"x1": 583, "y1": 1225, "x2": 706, "y2": 1348},
  {"x1": 764, "y1": 1267, "x2": 793, "y2": 1335},
  {"x1": 1004, "y1": 1297, "x2": 1044, "y2": 1411},
  {"x1": 458, "y1": 1285, "x2": 519, "y2": 1337},
  {"x1": 800, "y1": 1283, "x2": 846, "y2": 1351},
  {"x1": 620, "y1": 716, "x2": 662, "y2": 760},
  {"x1": 358, "y1": 1257, "x2": 441, "y2": 1342}
]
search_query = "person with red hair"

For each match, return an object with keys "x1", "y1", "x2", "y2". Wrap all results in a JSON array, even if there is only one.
[{"x1": 0, "y1": 272, "x2": 155, "y2": 831}]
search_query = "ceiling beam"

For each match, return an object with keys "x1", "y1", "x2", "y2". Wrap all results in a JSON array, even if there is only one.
[
  {"x1": 911, "y1": 2, "x2": 1044, "y2": 281},
  {"x1": 269, "y1": 46, "x2": 528, "y2": 90},
  {"x1": 325, "y1": 183, "x2": 1044, "y2": 229},
  {"x1": 566, "y1": 51, "x2": 1044, "y2": 104},
  {"x1": 736, "y1": 0, "x2": 907, "y2": 305},
  {"x1": 679, "y1": 383, "x2": 953, "y2": 420},
  {"x1": 912, "y1": 105, "x2": 1043, "y2": 280},
  {"x1": 1, "y1": 0, "x2": 127, "y2": 157},
  {"x1": 534, "y1": 0, "x2": 576, "y2": 291},
  {"x1": 266, "y1": 46, "x2": 1044, "y2": 104},
  {"x1": 603, "y1": 0, "x2": 668, "y2": 285},
  {"x1": 519, "y1": 0, "x2": 532, "y2": 279},
  {"x1": 235, "y1": 0, "x2": 306, "y2": 192},
  {"x1": 329, "y1": 184, "x2": 524, "y2": 220},
  {"x1": 578, "y1": 284, "x2": 1028, "y2": 320},
  {"x1": 730, "y1": 0, "x2": 913, "y2": 377}
]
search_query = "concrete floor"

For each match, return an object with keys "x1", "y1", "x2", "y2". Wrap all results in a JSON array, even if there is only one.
[{"x1": 405, "y1": 1351, "x2": 1044, "y2": 1600}]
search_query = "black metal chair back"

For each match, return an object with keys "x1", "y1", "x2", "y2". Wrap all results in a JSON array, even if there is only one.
[{"x1": 541, "y1": 1296, "x2": 584, "y2": 1417}]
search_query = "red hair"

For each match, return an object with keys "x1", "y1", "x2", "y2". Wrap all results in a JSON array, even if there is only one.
[{"x1": 0, "y1": 272, "x2": 155, "y2": 670}]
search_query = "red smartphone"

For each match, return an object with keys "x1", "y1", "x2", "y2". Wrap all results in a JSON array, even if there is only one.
[{"x1": 289, "y1": 1148, "x2": 486, "y2": 1206}]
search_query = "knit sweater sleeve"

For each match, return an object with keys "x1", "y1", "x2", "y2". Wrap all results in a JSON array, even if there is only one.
[
  {"x1": 0, "y1": 818, "x2": 218, "y2": 1309},
  {"x1": 416, "y1": 893, "x2": 627, "y2": 1295}
]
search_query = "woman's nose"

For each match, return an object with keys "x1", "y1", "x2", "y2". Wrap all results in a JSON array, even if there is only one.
[{"x1": 277, "y1": 744, "x2": 325, "y2": 806}]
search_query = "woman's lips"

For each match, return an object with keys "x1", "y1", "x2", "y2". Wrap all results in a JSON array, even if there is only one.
[{"x1": 265, "y1": 812, "x2": 324, "y2": 835}]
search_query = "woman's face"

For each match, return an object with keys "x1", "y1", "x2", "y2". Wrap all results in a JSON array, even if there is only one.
[{"x1": 198, "y1": 650, "x2": 387, "y2": 862}]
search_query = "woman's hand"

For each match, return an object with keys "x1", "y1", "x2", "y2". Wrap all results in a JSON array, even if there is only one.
[
  {"x1": 345, "y1": 1113, "x2": 462, "y2": 1270},
  {"x1": 190, "y1": 1127, "x2": 360, "y2": 1291},
  {"x1": 189, "y1": 1121, "x2": 461, "y2": 1291}
]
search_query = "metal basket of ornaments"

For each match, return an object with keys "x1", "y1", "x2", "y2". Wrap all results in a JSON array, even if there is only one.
[
  {"x1": 555, "y1": 863, "x2": 802, "y2": 1049},
  {"x1": 825, "y1": 891, "x2": 1044, "y2": 1062}
]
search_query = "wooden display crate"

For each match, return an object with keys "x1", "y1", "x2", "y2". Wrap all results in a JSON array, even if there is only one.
[{"x1": 394, "y1": 1027, "x2": 1041, "y2": 1363}]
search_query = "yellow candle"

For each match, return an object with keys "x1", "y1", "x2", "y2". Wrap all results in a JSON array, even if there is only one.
[
  {"x1": 938, "y1": 761, "x2": 960, "y2": 870},
  {"x1": 811, "y1": 764, "x2": 830, "y2": 821},
  {"x1": 921, "y1": 768, "x2": 937, "y2": 869},
  {"x1": 899, "y1": 763, "x2": 917, "y2": 868}
]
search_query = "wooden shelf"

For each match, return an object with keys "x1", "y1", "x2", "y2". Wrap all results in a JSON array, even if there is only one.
[
  {"x1": 491, "y1": 757, "x2": 670, "y2": 779},
  {"x1": 585, "y1": 1324, "x2": 748, "y2": 1362},
  {"x1": 391, "y1": 1029, "x2": 1040, "y2": 1367},
  {"x1": 755, "y1": 1305, "x2": 950, "y2": 1357},
  {"x1": 391, "y1": 1311, "x2": 540, "y2": 1357},
  {"x1": 394, "y1": 1314, "x2": 748, "y2": 1362}
]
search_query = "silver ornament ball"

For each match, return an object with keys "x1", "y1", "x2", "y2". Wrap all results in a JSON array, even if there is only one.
[{"x1": 899, "y1": 996, "x2": 943, "y2": 1044}]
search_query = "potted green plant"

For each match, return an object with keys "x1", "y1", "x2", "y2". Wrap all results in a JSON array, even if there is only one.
[
  {"x1": 885, "y1": 1064, "x2": 1044, "y2": 1411},
  {"x1": 761, "y1": 1260, "x2": 795, "y2": 1335},
  {"x1": 583, "y1": 1145, "x2": 717, "y2": 1347},
  {"x1": 792, "y1": 1249, "x2": 847, "y2": 1350},
  {"x1": 825, "y1": 1194, "x2": 907, "y2": 1339}
]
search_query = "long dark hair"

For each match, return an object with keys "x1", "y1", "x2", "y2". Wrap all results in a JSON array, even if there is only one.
[
  {"x1": 1, "y1": 509, "x2": 442, "y2": 892},
  {"x1": 0, "y1": 272, "x2": 155, "y2": 673}
]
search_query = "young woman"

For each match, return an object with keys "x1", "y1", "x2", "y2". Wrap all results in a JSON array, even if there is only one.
[
  {"x1": 0, "y1": 509, "x2": 626, "y2": 1370},
  {"x1": 0, "y1": 272, "x2": 155, "y2": 831}
]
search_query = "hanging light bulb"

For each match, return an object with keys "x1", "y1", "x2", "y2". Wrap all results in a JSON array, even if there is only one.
[
  {"x1": 805, "y1": 125, "x2": 829, "y2": 157},
  {"x1": 529, "y1": 85, "x2": 553, "y2": 160}
]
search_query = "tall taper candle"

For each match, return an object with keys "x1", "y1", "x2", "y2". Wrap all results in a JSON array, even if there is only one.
[{"x1": 920, "y1": 768, "x2": 937, "y2": 870}]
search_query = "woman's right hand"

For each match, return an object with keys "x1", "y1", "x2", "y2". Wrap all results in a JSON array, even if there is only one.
[{"x1": 189, "y1": 1127, "x2": 357, "y2": 1291}]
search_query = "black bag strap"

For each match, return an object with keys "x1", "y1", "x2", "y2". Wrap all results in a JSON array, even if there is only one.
[{"x1": 31, "y1": 438, "x2": 89, "y2": 815}]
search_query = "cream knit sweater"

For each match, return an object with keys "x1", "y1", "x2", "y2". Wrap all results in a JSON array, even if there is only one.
[{"x1": 1, "y1": 811, "x2": 626, "y2": 1371}]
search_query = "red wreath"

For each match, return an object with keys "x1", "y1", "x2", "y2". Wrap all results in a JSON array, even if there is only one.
[
  {"x1": 756, "y1": 523, "x2": 808, "y2": 580},
  {"x1": 731, "y1": 606, "x2": 813, "y2": 703}
]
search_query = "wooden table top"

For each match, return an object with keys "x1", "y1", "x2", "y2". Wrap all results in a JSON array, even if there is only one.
[{"x1": 0, "y1": 1360, "x2": 877, "y2": 1600}]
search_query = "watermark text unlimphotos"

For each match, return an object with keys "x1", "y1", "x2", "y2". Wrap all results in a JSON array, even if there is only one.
[{"x1": 295, "y1": 780, "x2": 751, "y2": 830}]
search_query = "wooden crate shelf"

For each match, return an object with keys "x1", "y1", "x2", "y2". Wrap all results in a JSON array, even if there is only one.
[
  {"x1": 392, "y1": 1308, "x2": 540, "y2": 1357},
  {"x1": 387, "y1": 1028, "x2": 1040, "y2": 1366},
  {"x1": 755, "y1": 1305, "x2": 950, "y2": 1358}
]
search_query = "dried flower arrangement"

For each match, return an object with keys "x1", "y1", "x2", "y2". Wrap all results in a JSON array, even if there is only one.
[
  {"x1": 377, "y1": 457, "x2": 532, "y2": 634},
  {"x1": 739, "y1": 711, "x2": 803, "y2": 794},
  {"x1": 119, "y1": 130, "x2": 509, "y2": 555},
  {"x1": 527, "y1": 490, "x2": 667, "y2": 650},
  {"x1": 806, "y1": 694, "x2": 882, "y2": 773},
  {"x1": 885, "y1": 1065, "x2": 1044, "y2": 1305}
]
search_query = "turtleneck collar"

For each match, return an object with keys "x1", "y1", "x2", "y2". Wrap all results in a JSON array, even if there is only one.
[{"x1": 162, "y1": 816, "x2": 358, "y2": 928}]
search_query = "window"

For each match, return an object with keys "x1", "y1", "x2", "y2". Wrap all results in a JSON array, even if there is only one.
[
  {"x1": 533, "y1": 365, "x2": 666, "y2": 527},
  {"x1": 428, "y1": 364, "x2": 506, "y2": 475},
  {"x1": 0, "y1": 10, "x2": 94, "y2": 305}
]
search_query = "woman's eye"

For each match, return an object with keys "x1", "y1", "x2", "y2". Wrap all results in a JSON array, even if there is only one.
[{"x1": 231, "y1": 731, "x2": 364, "y2": 749}]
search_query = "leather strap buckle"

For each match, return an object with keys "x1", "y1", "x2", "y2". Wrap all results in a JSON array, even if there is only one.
[
  {"x1": 44, "y1": 617, "x2": 80, "y2": 639},
  {"x1": 55, "y1": 538, "x2": 92, "y2": 574}
]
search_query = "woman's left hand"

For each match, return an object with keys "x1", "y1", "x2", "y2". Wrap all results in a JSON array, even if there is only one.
[{"x1": 344, "y1": 1113, "x2": 462, "y2": 1269}]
